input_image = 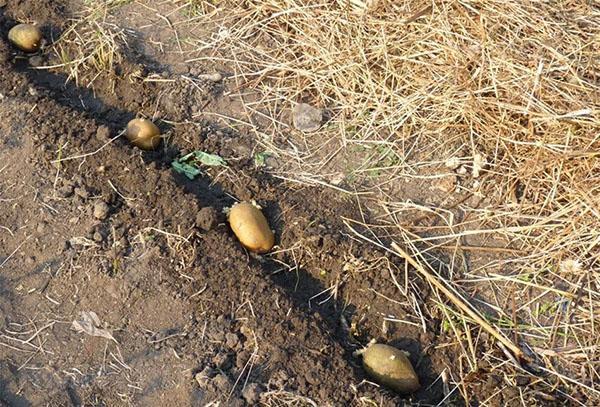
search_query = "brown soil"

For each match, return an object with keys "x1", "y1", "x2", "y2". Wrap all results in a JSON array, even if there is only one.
[{"x1": 0, "y1": 1, "x2": 534, "y2": 406}]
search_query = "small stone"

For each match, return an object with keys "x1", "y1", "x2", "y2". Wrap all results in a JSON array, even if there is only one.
[
  {"x1": 93, "y1": 201, "x2": 110, "y2": 220},
  {"x1": 0, "y1": 1, "x2": 7, "y2": 8},
  {"x1": 25, "y1": 256, "x2": 35, "y2": 265},
  {"x1": 292, "y1": 103, "x2": 323, "y2": 132},
  {"x1": 96, "y1": 125, "x2": 111, "y2": 142},
  {"x1": 242, "y1": 383, "x2": 264, "y2": 404},
  {"x1": 93, "y1": 232, "x2": 104, "y2": 243}
]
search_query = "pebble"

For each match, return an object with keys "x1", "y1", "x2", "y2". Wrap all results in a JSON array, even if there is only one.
[
  {"x1": 93, "y1": 201, "x2": 110, "y2": 220},
  {"x1": 292, "y1": 103, "x2": 323, "y2": 132}
]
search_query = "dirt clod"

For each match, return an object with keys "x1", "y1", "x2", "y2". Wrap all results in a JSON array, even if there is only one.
[
  {"x1": 28, "y1": 55, "x2": 43, "y2": 67},
  {"x1": 57, "y1": 184, "x2": 74, "y2": 198},
  {"x1": 195, "y1": 206, "x2": 219, "y2": 231},
  {"x1": 93, "y1": 200, "x2": 110, "y2": 220},
  {"x1": 242, "y1": 383, "x2": 264, "y2": 404},
  {"x1": 211, "y1": 373, "x2": 232, "y2": 392},
  {"x1": 74, "y1": 186, "x2": 90, "y2": 199},
  {"x1": 195, "y1": 367, "x2": 215, "y2": 387},
  {"x1": 225, "y1": 332, "x2": 240, "y2": 349},
  {"x1": 96, "y1": 125, "x2": 111, "y2": 141}
]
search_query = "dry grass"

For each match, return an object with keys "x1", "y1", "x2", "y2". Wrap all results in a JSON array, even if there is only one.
[
  {"x1": 41, "y1": 1, "x2": 132, "y2": 88},
  {"x1": 259, "y1": 390, "x2": 318, "y2": 406},
  {"x1": 180, "y1": 0, "x2": 600, "y2": 404}
]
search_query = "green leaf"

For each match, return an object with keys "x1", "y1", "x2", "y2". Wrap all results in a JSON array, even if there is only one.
[
  {"x1": 191, "y1": 151, "x2": 227, "y2": 167},
  {"x1": 254, "y1": 151, "x2": 272, "y2": 167},
  {"x1": 172, "y1": 160, "x2": 202, "y2": 180},
  {"x1": 171, "y1": 150, "x2": 227, "y2": 180}
]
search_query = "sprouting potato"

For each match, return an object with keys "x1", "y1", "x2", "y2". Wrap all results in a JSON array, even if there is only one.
[
  {"x1": 362, "y1": 343, "x2": 420, "y2": 394},
  {"x1": 228, "y1": 201, "x2": 274, "y2": 253},
  {"x1": 126, "y1": 118, "x2": 161, "y2": 150},
  {"x1": 8, "y1": 24, "x2": 42, "y2": 53}
]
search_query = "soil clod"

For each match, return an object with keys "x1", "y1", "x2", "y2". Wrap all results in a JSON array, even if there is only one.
[
  {"x1": 242, "y1": 383, "x2": 264, "y2": 404},
  {"x1": 93, "y1": 200, "x2": 110, "y2": 220},
  {"x1": 195, "y1": 206, "x2": 219, "y2": 231}
]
